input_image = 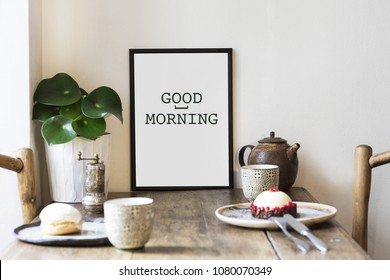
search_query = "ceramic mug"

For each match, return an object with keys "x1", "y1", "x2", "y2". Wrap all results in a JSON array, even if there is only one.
[
  {"x1": 104, "y1": 197, "x2": 154, "y2": 249},
  {"x1": 241, "y1": 164, "x2": 279, "y2": 201}
]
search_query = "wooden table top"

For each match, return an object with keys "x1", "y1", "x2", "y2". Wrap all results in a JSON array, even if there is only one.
[{"x1": 1, "y1": 187, "x2": 369, "y2": 260}]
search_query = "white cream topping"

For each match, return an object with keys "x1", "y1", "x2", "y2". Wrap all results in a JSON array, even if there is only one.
[
  {"x1": 40, "y1": 203, "x2": 82, "y2": 224},
  {"x1": 253, "y1": 190, "x2": 292, "y2": 208}
]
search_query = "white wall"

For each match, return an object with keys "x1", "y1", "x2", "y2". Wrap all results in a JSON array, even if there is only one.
[
  {"x1": 0, "y1": 0, "x2": 42, "y2": 253},
  {"x1": 13, "y1": 0, "x2": 386, "y2": 259}
]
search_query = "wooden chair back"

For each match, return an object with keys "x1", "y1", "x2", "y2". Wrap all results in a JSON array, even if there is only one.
[
  {"x1": 353, "y1": 144, "x2": 390, "y2": 251},
  {"x1": 0, "y1": 148, "x2": 38, "y2": 223}
]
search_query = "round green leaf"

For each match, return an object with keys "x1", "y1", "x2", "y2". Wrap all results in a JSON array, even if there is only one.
[
  {"x1": 82, "y1": 86, "x2": 123, "y2": 123},
  {"x1": 32, "y1": 103, "x2": 60, "y2": 122},
  {"x1": 60, "y1": 97, "x2": 83, "y2": 120},
  {"x1": 41, "y1": 115, "x2": 77, "y2": 145},
  {"x1": 72, "y1": 115, "x2": 106, "y2": 140},
  {"x1": 33, "y1": 73, "x2": 82, "y2": 106}
]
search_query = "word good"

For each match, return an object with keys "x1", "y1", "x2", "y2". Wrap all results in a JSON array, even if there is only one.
[{"x1": 161, "y1": 92, "x2": 202, "y2": 105}]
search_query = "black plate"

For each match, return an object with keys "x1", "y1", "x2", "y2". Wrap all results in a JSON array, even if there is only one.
[{"x1": 14, "y1": 221, "x2": 110, "y2": 246}]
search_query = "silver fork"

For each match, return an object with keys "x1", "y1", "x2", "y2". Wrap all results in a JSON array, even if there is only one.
[{"x1": 270, "y1": 217, "x2": 310, "y2": 253}]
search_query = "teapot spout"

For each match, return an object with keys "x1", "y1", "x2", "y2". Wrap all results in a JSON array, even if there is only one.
[{"x1": 287, "y1": 143, "x2": 300, "y2": 161}]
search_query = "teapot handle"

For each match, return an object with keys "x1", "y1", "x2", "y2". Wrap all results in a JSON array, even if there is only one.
[{"x1": 238, "y1": 145, "x2": 255, "y2": 167}]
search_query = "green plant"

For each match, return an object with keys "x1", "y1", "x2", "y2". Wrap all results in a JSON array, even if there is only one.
[{"x1": 32, "y1": 72, "x2": 123, "y2": 145}]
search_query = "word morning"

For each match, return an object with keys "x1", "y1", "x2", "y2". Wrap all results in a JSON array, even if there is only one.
[{"x1": 145, "y1": 113, "x2": 218, "y2": 125}]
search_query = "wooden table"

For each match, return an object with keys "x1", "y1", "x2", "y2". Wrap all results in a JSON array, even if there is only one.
[{"x1": 1, "y1": 187, "x2": 369, "y2": 260}]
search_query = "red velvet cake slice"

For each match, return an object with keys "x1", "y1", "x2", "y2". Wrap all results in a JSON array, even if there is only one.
[{"x1": 250, "y1": 188, "x2": 297, "y2": 219}]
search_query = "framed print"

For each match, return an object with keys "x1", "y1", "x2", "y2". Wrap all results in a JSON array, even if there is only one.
[{"x1": 129, "y1": 48, "x2": 233, "y2": 190}]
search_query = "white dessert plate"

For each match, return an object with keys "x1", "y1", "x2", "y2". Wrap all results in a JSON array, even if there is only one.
[
  {"x1": 14, "y1": 221, "x2": 110, "y2": 246},
  {"x1": 215, "y1": 201, "x2": 337, "y2": 229}
]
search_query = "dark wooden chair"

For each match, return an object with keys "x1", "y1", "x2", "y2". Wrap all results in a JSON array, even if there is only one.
[
  {"x1": 353, "y1": 144, "x2": 390, "y2": 251},
  {"x1": 0, "y1": 148, "x2": 38, "y2": 223}
]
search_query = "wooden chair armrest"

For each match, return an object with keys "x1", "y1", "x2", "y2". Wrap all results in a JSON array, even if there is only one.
[{"x1": 0, "y1": 153, "x2": 24, "y2": 172}]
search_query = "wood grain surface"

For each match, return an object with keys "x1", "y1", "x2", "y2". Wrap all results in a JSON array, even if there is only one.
[{"x1": 1, "y1": 187, "x2": 369, "y2": 260}]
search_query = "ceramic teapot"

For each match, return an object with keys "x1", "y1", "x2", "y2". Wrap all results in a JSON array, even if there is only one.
[{"x1": 239, "y1": 131, "x2": 300, "y2": 191}]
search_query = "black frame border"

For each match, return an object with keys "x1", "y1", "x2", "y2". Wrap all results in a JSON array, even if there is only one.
[{"x1": 129, "y1": 48, "x2": 233, "y2": 191}]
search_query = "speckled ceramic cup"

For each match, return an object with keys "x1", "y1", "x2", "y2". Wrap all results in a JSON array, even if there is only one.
[
  {"x1": 104, "y1": 197, "x2": 154, "y2": 249},
  {"x1": 241, "y1": 164, "x2": 279, "y2": 201}
]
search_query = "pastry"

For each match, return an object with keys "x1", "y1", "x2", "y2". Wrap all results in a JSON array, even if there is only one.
[
  {"x1": 250, "y1": 187, "x2": 297, "y2": 219},
  {"x1": 39, "y1": 203, "x2": 83, "y2": 235}
]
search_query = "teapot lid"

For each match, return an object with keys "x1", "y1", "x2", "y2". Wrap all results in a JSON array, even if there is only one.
[{"x1": 258, "y1": 131, "x2": 287, "y2": 143}]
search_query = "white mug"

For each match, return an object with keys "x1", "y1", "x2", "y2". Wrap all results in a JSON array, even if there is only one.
[
  {"x1": 104, "y1": 197, "x2": 154, "y2": 249},
  {"x1": 241, "y1": 164, "x2": 279, "y2": 201}
]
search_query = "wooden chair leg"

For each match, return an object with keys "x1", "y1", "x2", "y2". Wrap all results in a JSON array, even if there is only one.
[
  {"x1": 16, "y1": 148, "x2": 38, "y2": 224},
  {"x1": 352, "y1": 145, "x2": 372, "y2": 251}
]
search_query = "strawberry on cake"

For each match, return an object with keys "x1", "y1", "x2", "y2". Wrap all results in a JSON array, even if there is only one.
[{"x1": 250, "y1": 187, "x2": 297, "y2": 219}]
